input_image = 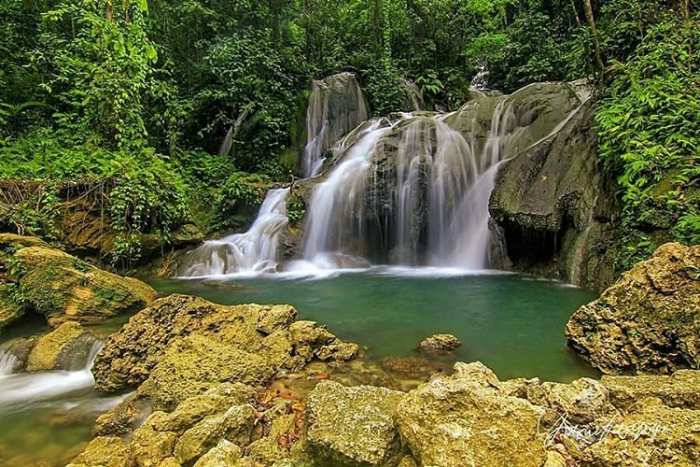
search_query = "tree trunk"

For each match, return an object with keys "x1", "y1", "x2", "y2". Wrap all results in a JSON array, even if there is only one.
[{"x1": 582, "y1": 0, "x2": 604, "y2": 73}]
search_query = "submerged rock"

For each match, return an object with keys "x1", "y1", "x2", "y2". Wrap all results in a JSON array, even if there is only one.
[
  {"x1": 395, "y1": 362, "x2": 547, "y2": 467},
  {"x1": 566, "y1": 243, "x2": 700, "y2": 373},
  {"x1": 26, "y1": 321, "x2": 97, "y2": 371},
  {"x1": 417, "y1": 334, "x2": 462, "y2": 355},
  {"x1": 306, "y1": 381, "x2": 405, "y2": 466},
  {"x1": 6, "y1": 244, "x2": 155, "y2": 326}
]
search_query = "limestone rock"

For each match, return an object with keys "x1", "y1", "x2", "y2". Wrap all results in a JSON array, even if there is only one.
[
  {"x1": 93, "y1": 296, "x2": 356, "y2": 394},
  {"x1": 174, "y1": 404, "x2": 255, "y2": 464},
  {"x1": 128, "y1": 412, "x2": 179, "y2": 466},
  {"x1": 489, "y1": 97, "x2": 617, "y2": 290},
  {"x1": 94, "y1": 395, "x2": 153, "y2": 437},
  {"x1": 417, "y1": 334, "x2": 461, "y2": 355},
  {"x1": 395, "y1": 363, "x2": 547, "y2": 467},
  {"x1": 194, "y1": 440, "x2": 242, "y2": 467},
  {"x1": 10, "y1": 246, "x2": 155, "y2": 326},
  {"x1": 67, "y1": 436, "x2": 132, "y2": 467},
  {"x1": 601, "y1": 370, "x2": 700, "y2": 410},
  {"x1": 137, "y1": 334, "x2": 275, "y2": 410},
  {"x1": 585, "y1": 397, "x2": 700, "y2": 466},
  {"x1": 26, "y1": 321, "x2": 98, "y2": 371},
  {"x1": 306, "y1": 381, "x2": 405, "y2": 466},
  {"x1": 524, "y1": 377, "x2": 617, "y2": 424},
  {"x1": 566, "y1": 243, "x2": 700, "y2": 373}
]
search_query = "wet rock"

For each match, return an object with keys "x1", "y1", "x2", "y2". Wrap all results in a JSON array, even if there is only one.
[
  {"x1": 193, "y1": 440, "x2": 242, "y2": 467},
  {"x1": 380, "y1": 356, "x2": 446, "y2": 381},
  {"x1": 94, "y1": 395, "x2": 152, "y2": 437},
  {"x1": 417, "y1": 333, "x2": 462, "y2": 355},
  {"x1": 26, "y1": 321, "x2": 97, "y2": 371},
  {"x1": 584, "y1": 397, "x2": 700, "y2": 466},
  {"x1": 566, "y1": 243, "x2": 700, "y2": 373},
  {"x1": 137, "y1": 334, "x2": 275, "y2": 410},
  {"x1": 601, "y1": 370, "x2": 700, "y2": 410},
  {"x1": 306, "y1": 381, "x2": 405, "y2": 466},
  {"x1": 0, "y1": 336, "x2": 36, "y2": 371},
  {"x1": 395, "y1": 362, "x2": 546, "y2": 467},
  {"x1": 8, "y1": 245, "x2": 155, "y2": 326},
  {"x1": 93, "y1": 296, "x2": 357, "y2": 394},
  {"x1": 67, "y1": 436, "x2": 131, "y2": 467},
  {"x1": 489, "y1": 96, "x2": 618, "y2": 291}
]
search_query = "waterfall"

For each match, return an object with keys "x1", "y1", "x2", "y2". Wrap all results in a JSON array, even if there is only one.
[
  {"x1": 300, "y1": 97, "x2": 519, "y2": 270},
  {"x1": 302, "y1": 120, "x2": 393, "y2": 263},
  {"x1": 302, "y1": 72, "x2": 368, "y2": 177},
  {"x1": 0, "y1": 341, "x2": 103, "y2": 409},
  {"x1": 179, "y1": 188, "x2": 290, "y2": 277},
  {"x1": 0, "y1": 349, "x2": 19, "y2": 376}
]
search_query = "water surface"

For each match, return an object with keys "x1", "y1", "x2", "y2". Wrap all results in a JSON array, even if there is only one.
[{"x1": 152, "y1": 268, "x2": 598, "y2": 382}]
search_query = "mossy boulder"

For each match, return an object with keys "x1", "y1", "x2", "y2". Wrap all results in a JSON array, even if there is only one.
[
  {"x1": 66, "y1": 436, "x2": 131, "y2": 467},
  {"x1": 137, "y1": 334, "x2": 276, "y2": 410},
  {"x1": 395, "y1": 362, "x2": 547, "y2": 467},
  {"x1": 9, "y1": 245, "x2": 155, "y2": 326},
  {"x1": 26, "y1": 321, "x2": 97, "y2": 371},
  {"x1": 524, "y1": 377, "x2": 617, "y2": 425},
  {"x1": 194, "y1": 440, "x2": 242, "y2": 467},
  {"x1": 566, "y1": 243, "x2": 700, "y2": 373},
  {"x1": 306, "y1": 381, "x2": 405, "y2": 466},
  {"x1": 0, "y1": 284, "x2": 24, "y2": 332},
  {"x1": 92, "y1": 295, "x2": 358, "y2": 394}
]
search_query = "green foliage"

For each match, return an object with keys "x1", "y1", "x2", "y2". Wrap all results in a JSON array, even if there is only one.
[
  {"x1": 213, "y1": 172, "x2": 270, "y2": 231},
  {"x1": 286, "y1": 193, "x2": 306, "y2": 225},
  {"x1": 596, "y1": 17, "x2": 700, "y2": 270}
]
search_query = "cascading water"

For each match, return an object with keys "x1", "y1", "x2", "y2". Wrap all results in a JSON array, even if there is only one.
[
  {"x1": 0, "y1": 349, "x2": 19, "y2": 376},
  {"x1": 302, "y1": 72, "x2": 368, "y2": 177},
  {"x1": 300, "y1": 98, "x2": 520, "y2": 270},
  {"x1": 179, "y1": 188, "x2": 290, "y2": 277},
  {"x1": 0, "y1": 341, "x2": 103, "y2": 409}
]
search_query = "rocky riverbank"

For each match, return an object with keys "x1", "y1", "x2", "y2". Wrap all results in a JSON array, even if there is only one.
[{"x1": 1, "y1": 236, "x2": 698, "y2": 466}]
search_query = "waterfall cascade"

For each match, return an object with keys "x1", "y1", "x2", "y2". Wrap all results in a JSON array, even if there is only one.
[
  {"x1": 179, "y1": 188, "x2": 290, "y2": 277},
  {"x1": 0, "y1": 349, "x2": 19, "y2": 376},
  {"x1": 303, "y1": 72, "x2": 368, "y2": 177},
  {"x1": 0, "y1": 341, "x2": 103, "y2": 408},
  {"x1": 299, "y1": 96, "x2": 524, "y2": 270}
]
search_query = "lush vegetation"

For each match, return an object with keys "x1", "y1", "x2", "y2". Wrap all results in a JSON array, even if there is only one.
[{"x1": 0, "y1": 0, "x2": 697, "y2": 269}]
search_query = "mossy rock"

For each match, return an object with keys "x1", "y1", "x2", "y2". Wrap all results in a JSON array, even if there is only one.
[
  {"x1": 12, "y1": 246, "x2": 156, "y2": 326},
  {"x1": 306, "y1": 381, "x2": 405, "y2": 466},
  {"x1": 26, "y1": 321, "x2": 97, "y2": 371},
  {"x1": 66, "y1": 436, "x2": 131, "y2": 467},
  {"x1": 0, "y1": 283, "x2": 24, "y2": 332}
]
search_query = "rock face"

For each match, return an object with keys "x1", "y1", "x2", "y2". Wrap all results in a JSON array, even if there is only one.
[
  {"x1": 566, "y1": 243, "x2": 700, "y2": 373},
  {"x1": 92, "y1": 294, "x2": 359, "y2": 396},
  {"x1": 26, "y1": 321, "x2": 98, "y2": 371},
  {"x1": 417, "y1": 334, "x2": 462, "y2": 355},
  {"x1": 601, "y1": 370, "x2": 700, "y2": 410},
  {"x1": 489, "y1": 97, "x2": 618, "y2": 290},
  {"x1": 306, "y1": 381, "x2": 405, "y2": 466},
  {"x1": 395, "y1": 362, "x2": 547, "y2": 467},
  {"x1": 0, "y1": 239, "x2": 156, "y2": 327}
]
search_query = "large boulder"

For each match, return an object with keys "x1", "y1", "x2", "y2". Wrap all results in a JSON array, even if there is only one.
[
  {"x1": 8, "y1": 245, "x2": 155, "y2": 326},
  {"x1": 306, "y1": 381, "x2": 405, "y2": 466},
  {"x1": 489, "y1": 97, "x2": 618, "y2": 290},
  {"x1": 92, "y1": 295, "x2": 358, "y2": 393},
  {"x1": 566, "y1": 243, "x2": 700, "y2": 373},
  {"x1": 66, "y1": 436, "x2": 131, "y2": 467},
  {"x1": 395, "y1": 362, "x2": 547, "y2": 467},
  {"x1": 26, "y1": 321, "x2": 98, "y2": 371}
]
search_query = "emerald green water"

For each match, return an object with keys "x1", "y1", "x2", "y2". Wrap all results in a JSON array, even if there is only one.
[{"x1": 152, "y1": 269, "x2": 599, "y2": 382}]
